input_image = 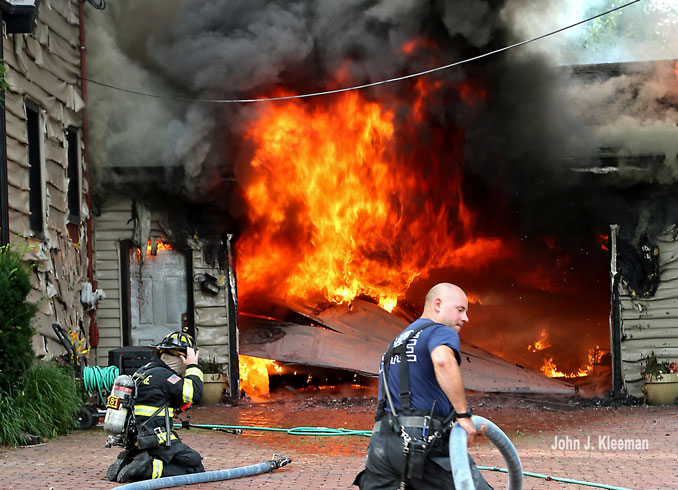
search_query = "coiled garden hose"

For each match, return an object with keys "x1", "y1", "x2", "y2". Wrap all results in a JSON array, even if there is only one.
[
  {"x1": 113, "y1": 455, "x2": 292, "y2": 490},
  {"x1": 82, "y1": 365, "x2": 119, "y2": 404},
  {"x1": 450, "y1": 415, "x2": 522, "y2": 490}
]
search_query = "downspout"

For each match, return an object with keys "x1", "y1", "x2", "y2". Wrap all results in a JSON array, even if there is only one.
[
  {"x1": 0, "y1": 12, "x2": 9, "y2": 247},
  {"x1": 79, "y1": 0, "x2": 98, "y2": 348}
]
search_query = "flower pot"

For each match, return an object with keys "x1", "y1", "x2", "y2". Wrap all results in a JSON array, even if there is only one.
[
  {"x1": 644, "y1": 373, "x2": 678, "y2": 405},
  {"x1": 200, "y1": 373, "x2": 228, "y2": 405}
]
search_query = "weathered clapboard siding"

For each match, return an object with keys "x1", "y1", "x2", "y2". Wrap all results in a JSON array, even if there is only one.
[
  {"x1": 92, "y1": 196, "x2": 133, "y2": 366},
  {"x1": 2, "y1": 0, "x2": 89, "y2": 360},
  {"x1": 192, "y1": 245, "x2": 232, "y2": 372},
  {"x1": 620, "y1": 225, "x2": 678, "y2": 397}
]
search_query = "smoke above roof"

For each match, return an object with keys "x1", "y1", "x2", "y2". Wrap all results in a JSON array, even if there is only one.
[{"x1": 86, "y1": 0, "x2": 677, "y2": 242}]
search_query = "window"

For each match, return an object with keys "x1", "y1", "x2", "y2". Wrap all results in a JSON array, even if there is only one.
[
  {"x1": 66, "y1": 127, "x2": 81, "y2": 222},
  {"x1": 26, "y1": 101, "x2": 43, "y2": 234}
]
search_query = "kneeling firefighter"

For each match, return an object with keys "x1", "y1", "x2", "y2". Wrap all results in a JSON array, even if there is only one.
[
  {"x1": 105, "y1": 331, "x2": 205, "y2": 483},
  {"x1": 355, "y1": 283, "x2": 493, "y2": 490}
]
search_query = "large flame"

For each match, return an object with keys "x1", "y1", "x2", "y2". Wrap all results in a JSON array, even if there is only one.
[{"x1": 237, "y1": 86, "x2": 506, "y2": 310}]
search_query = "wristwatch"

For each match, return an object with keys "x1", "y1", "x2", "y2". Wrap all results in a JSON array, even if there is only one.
[{"x1": 454, "y1": 408, "x2": 473, "y2": 419}]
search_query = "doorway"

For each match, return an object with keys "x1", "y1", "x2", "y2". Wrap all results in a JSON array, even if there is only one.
[{"x1": 121, "y1": 240, "x2": 193, "y2": 347}]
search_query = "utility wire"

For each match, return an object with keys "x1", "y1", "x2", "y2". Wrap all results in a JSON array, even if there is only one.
[{"x1": 83, "y1": 0, "x2": 641, "y2": 104}]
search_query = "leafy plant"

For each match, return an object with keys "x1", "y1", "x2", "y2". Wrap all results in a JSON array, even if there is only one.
[
  {"x1": 198, "y1": 355, "x2": 227, "y2": 375},
  {"x1": 0, "y1": 361, "x2": 81, "y2": 446},
  {"x1": 0, "y1": 243, "x2": 38, "y2": 393},
  {"x1": 641, "y1": 351, "x2": 678, "y2": 381},
  {"x1": 0, "y1": 59, "x2": 9, "y2": 92}
]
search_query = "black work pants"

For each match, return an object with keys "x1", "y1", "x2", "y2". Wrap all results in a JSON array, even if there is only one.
[{"x1": 355, "y1": 430, "x2": 493, "y2": 490}]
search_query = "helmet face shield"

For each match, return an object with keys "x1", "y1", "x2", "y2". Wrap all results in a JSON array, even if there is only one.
[{"x1": 155, "y1": 331, "x2": 196, "y2": 353}]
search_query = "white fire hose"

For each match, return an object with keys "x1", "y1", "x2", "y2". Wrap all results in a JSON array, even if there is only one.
[{"x1": 449, "y1": 415, "x2": 522, "y2": 490}]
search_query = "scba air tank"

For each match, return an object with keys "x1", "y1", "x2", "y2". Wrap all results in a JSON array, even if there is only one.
[{"x1": 104, "y1": 374, "x2": 135, "y2": 435}]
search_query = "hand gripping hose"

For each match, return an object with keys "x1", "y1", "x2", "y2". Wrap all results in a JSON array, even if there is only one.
[
  {"x1": 450, "y1": 415, "x2": 522, "y2": 490},
  {"x1": 113, "y1": 455, "x2": 292, "y2": 490}
]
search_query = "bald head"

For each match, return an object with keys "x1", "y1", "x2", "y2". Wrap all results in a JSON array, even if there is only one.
[{"x1": 421, "y1": 283, "x2": 469, "y2": 333}]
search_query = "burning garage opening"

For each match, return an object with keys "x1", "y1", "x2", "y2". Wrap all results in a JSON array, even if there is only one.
[{"x1": 84, "y1": 1, "x2": 678, "y2": 401}]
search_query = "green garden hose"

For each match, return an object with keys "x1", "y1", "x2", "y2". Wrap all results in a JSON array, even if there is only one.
[
  {"x1": 82, "y1": 365, "x2": 119, "y2": 404},
  {"x1": 177, "y1": 422, "x2": 640, "y2": 490},
  {"x1": 477, "y1": 466, "x2": 633, "y2": 490}
]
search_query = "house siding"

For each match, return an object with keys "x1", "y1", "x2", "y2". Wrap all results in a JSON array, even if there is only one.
[
  {"x1": 93, "y1": 197, "x2": 234, "y2": 378},
  {"x1": 2, "y1": 0, "x2": 89, "y2": 358},
  {"x1": 619, "y1": 225, "x2": 678, "y2": 397}
]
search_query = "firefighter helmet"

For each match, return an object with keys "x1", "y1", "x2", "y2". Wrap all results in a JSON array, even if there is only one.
[{"x1": 155, "y1": 331, "x2": 196, "y2": 353}]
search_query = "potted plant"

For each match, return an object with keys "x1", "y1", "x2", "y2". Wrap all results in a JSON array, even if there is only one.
[
  {"x1": 641, "y1": 352, "x2": 678, "y2": 405},
  {"x1": 198, "y1": 356, "x2": 229, "y2": 406}
]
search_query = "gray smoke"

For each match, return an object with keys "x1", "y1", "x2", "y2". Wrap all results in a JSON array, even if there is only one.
[{"x1": 86, "y1": 0, "x2": 677, "y2": 238}]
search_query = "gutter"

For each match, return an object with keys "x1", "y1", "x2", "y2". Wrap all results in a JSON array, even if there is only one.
[{"x1": 79, "y1": 0, "x2": 98, "y2": 348}]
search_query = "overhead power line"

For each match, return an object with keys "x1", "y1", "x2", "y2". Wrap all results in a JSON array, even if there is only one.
[{"x1": 83, "y1": 0, "x2": 642, "y2": 104}]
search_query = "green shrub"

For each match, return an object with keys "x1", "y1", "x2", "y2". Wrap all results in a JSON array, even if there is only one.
[
  {"x1": 0, "y1": 361, "x2": 81, "y2": 446},
  {"x1": 0, "y1": 243, "x2": 38, "y2": 393}
]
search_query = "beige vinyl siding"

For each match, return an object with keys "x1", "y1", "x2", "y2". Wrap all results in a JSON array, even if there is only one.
[
  {"x1": 92, "y1": 196, "x2": 133, "y2": 365},
  {"x1": 192, "y1": 245, "x2": 232, "y2": 371},
  {"x1": 2, "y1": 0, "x2": 89, "y2": 359},
  {"x1": 620, "y1": 225, "x2": 678, "y2": 397}
]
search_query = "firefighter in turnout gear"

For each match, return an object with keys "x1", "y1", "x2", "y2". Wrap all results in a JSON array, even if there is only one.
[{"x1": 106, "y1": 331, "x2": 205, "y2": 483}]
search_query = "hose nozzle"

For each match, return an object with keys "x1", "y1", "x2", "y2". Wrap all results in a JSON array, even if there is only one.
[{"x1": 270, "y1": 454, "x2": 292, "y2": 470}]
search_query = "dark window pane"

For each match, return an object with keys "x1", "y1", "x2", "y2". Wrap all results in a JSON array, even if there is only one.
[
  {"x1": 66, "y1": 128, "x2": 80, "y2": 220},
  {"x1": 27, "y1": 105, "x2": 42, "y2": 233}
]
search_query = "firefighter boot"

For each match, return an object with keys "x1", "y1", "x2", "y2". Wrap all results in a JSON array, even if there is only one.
[
  {"x1": 106, "y1": 448, "x2": 137, "y2": 482},
  {"x1": 117, "y1": 451, "x2": 153, "y2": 483}
]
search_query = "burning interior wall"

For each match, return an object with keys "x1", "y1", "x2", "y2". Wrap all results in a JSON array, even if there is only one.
[{"x1": 85, "y1": 1, "x2": 678, "y2": 395}]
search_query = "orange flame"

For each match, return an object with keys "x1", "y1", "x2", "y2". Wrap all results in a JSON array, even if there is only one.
[
  {"x1": 675, "y1": 61, "x2": 678, "y2": 79},
  {"x1": 239, "y1": 355, "x2": 281, "y2": 399},
  {"x1": 527, "y1": 327, "x2": 551, "y2": 352},
  {"x1": 237, "y1": 86, "x2": 508, "y2": 311},
  {"x1": 401, "y1": 38, "x2": 437, "y2": 56},
  {"x1": 597, "y1": 233, "x2": 609, "y2": 252},
  {"x1": 540, "y1": 346, "x2": 601, "y2": 378},
  {"x1": 540, "y1": 357, "x2": 566, "y2": 377},
  {"x1": 135, "y1": 240, "x2": 172, "y2": 261},
  {"x1": 467, "y1": 293, "x2": 483, "y2": 305}
]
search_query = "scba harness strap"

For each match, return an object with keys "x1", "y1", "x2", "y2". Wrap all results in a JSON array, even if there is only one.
[
  {"x1": 377, "y1": 321, "x2": 444, "y2": 485},
  {"x1": 130, "y1": 364, "x2": 174, "y2": 449},
  {"x1": 377, "y1": 320, "x2": 437, "y2": 418}
]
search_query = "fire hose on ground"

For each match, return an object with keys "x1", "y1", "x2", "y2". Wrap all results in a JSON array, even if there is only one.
[
  {"x1": 165, "y1": 421, "x2": 635, "y2": 490},
  {"x1": 112, "y1": 455, "x2": 292, "y2": 490}
]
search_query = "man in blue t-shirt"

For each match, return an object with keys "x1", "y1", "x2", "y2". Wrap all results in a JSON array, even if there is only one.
[{"x1": 355, "y1": 283, "x2": 492, "y2": 490}]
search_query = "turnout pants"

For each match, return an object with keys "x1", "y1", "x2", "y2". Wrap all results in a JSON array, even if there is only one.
[
  {"x1": 355, "y1": 430, "x2": 493, "y2": 490},
  {"x1": 147, "y1": 440, "x2": 205, "y2": 479}
]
